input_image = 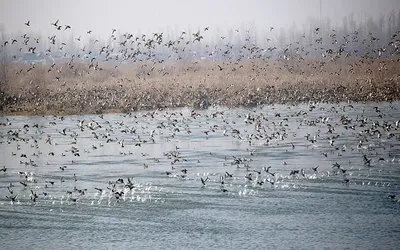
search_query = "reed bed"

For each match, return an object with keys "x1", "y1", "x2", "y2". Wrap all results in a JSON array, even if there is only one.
[{"x1": 1, "y1": 57, "x2": 399, "y2": 115}]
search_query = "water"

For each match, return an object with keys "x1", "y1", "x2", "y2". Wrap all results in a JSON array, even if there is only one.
[{"x1": 1, "y1": 102, "x2": 399, "y2": 249}]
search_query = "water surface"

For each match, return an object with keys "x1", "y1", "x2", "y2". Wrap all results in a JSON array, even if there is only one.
[{"x1": 1, "y1": 102, "x2": 399, "y2": 249}]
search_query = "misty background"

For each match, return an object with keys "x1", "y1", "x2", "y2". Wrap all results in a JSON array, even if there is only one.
[
  {"x1": 1, "y1": 0, "x2": 399, "y2": 37},
  {"x1": 0, "y1": 0, "x2": 400, "y2": 62}
]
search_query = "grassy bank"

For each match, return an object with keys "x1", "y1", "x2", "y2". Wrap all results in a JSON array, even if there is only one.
[{"x1": 1, "y1": 57, "x2": 399, "y2": 115}]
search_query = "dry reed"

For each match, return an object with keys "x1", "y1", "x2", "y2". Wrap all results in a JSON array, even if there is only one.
[{"x1": 1, "y1": 57, "x2": 399, "y2": 115}]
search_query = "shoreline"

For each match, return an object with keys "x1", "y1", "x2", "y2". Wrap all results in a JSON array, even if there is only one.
[
  {"x1": 1, "y1": 59, "x2": 399, "y2": 116},
  {"x1": 1, "y1": 80, "x2": 399, "y2": 116}
]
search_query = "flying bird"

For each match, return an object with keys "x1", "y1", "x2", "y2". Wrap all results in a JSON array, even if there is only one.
[{"x1": 51, "y1": 19, "x2": 59, "y2": 26}]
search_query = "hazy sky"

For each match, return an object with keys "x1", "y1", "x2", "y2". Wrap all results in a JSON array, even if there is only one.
[{"x1": 1, "y1": 0, "x2": 399, "y2": 39}]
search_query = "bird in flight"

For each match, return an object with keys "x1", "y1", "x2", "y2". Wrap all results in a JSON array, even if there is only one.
[
  {"x1": 25, "y1": 21, "x2": 30, "y2": 26},
  {"x1": 51, "y1": 19, "x2": 59, "y2": 27}
]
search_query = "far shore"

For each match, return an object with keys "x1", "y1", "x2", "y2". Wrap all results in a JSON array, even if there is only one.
[{"x1": 1, "y1": 58, "x2": 399, "y2": 116}]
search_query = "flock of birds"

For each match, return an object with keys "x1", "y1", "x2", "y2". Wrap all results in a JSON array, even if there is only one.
[
  {"x1": 0, "y1": 20, "x2": 399, "y2": 114},
  {"x1": 1, "y1": 101, "x2": 399, "y2": 207},
  {"x1": 0, "y1": 20, "x2": 399, "y2": 207},
  {"x1": 1, "y1": 19, "x2": 400, "y2": 78}
]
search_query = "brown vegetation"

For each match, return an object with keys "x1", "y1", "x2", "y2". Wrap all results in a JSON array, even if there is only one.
[{"x1": 1, "y1": 57, "x2": 400, "y2": 116}]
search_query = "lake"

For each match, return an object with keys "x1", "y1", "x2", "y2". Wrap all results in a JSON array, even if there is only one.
[{"x1": 0, "y1": 102, "x2": 399, "y2": 249}]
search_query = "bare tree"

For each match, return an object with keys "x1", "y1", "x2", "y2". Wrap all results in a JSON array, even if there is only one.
[{"x1": 0, "y1": 24, "x2": 10, "y2": 95}]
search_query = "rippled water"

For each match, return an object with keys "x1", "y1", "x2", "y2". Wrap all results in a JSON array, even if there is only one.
[{"x1": 1, "y1": 102, "x2": 400, "y2": 249}]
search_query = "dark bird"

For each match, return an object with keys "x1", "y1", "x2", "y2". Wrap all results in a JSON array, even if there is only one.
[
  {"x1": 263, "y1": 166, "x2": 275, "y2": 176},
  {"x1": 245, "y1": 173, "x2": 253, "y2": 181},
  {"x1": 219, "y1": 175, "x2": 225, "y2": 184},
  {"x1": 363, "y1": 155, "x2": 371, "y2": 166},
  {"x1": 46, "y1": 181, "x2": 55, "y2": 185},
  {"x1": 253, "y1": 169, "x2": 261, "y2": 175},
  {"x1": 200, "y1": 177, "x2": 209, "y2": 186},
  {"x1": 6, "y1": 195, "x2": 17, "y2": 202},
  {"x1": 25, "y1": 21, "x2": 30, "y2": 26},
  {"x1": 125, "y1": 182, "x2": 135, "y2": 190},
  {"x1": 264, "y1": 166, "x2": 272, "y2": 173},
  {"x1": 225, "y1": 172, "x2": 233, "y2": 178},
  {"x1": 267, "y1": 179, "x2": 275, "y2": 185},
  {"x1": 114, "y1": 191, "x2": 124, "y2": 201},
  {"x1": 51, "y1": 19, "x2": 59, "y2": 26},
  {"x1": 30, "y1": 190, "x2": 38, "y2": 202},
  {"x1": 116, "y1": 178, "x2": 124, "y2": 184}
]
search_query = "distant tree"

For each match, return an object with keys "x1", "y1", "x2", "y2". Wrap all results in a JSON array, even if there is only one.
[
  {"x1": 276, "y1": 28, "x2": 286, "y2": 50},
  {"x1": 342, "y1": 16, "x2": 349, "y2": 37},
  {"x1": 67, "y1": 32, "x2": 76, "y2": 55},
  {"x1": 378, "y1": 14, "x2": 385, "y2": 45},
  {"x1": 288, "y1": 21, "x2": 297, "y2": 44},
  {"x1": 348, "y1": 12, "x2": 356, "y2": 32},
  {"x1": 0, "y1": 24, "x2": 10, "y2": 100},
  {"x1": 397, "y1": 10, "x2": 400, "y2": 31},
  {"x1": 387, "y1": 11, "x2": 394, "y2": 38}
]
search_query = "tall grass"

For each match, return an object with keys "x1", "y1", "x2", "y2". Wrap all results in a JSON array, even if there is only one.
[{"x1": 1, "y1": 57, "x2": 399, "y2": 115}]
